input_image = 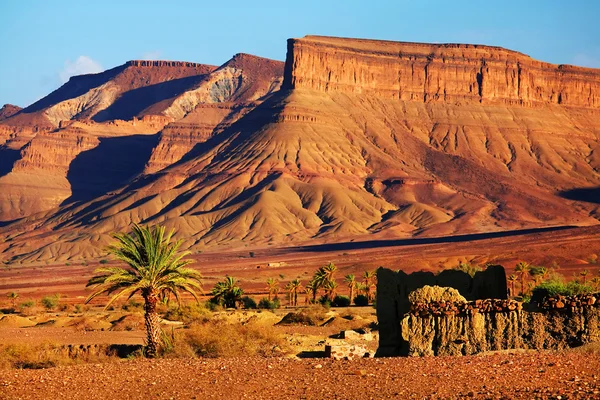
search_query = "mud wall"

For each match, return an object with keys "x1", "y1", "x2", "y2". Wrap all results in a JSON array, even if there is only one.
[
  {"x1": 400, "y1": 307, "x2": 600, "y2": 356},
  {"x1": 376, "y1": 266, "x2": 507, "y2": 356}
]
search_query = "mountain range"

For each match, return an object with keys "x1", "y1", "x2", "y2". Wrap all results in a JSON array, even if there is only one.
[{"x1": 1, "y1": 35, "x2": 599, "y2": 263}]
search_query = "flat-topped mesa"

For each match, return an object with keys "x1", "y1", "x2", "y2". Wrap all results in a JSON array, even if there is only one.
[
  {"x1": 284, "y1": 35, "x2": 600, "y2": 108},
  {"x1": 125, "y1": 60, "x2": 212, "y2": 68}
]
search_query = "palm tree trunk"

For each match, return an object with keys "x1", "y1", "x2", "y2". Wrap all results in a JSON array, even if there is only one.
[
  {"x1": 294, "y1": 292, "x2": 297, "y2": 307},
  {"x1": 268, "y1": 291, "x2": 272, "y2": 302},
  {"x1": 143, "y1": 292, "x2": 161, "y2": 358},
  {"x1": 349, "y1": 286, "x2": 354, "y2": 304}
]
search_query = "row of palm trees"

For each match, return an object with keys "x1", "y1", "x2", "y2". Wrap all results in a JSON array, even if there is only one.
[
  {"x1": 301, "y1": 263, "x2": 377, "y2": 305},
  {"x1": 211, "y1": 265, "x2": 378, "y2": 309},
  {"x1": 507, "y1": 261, "x2": 599, "y2": 296}
]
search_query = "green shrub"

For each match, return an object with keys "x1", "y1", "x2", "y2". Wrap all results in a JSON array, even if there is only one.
[
  {"x1": 19, "y1": 300, "x2": 35, "y2": 309},
  {"x1": 318, "y1": 296, "x2": 332, "y2": 308},
  {"x1": 240, "y1": 296, "x2": 257, "y2": 309},
  {"x1": 41, "y1": 295, "x2": 59, "y2": 310},
  {"x1": 331, "y1": 295, "x2": 350, "y2": 307},
  {"x1": 534, "y1": 280, "x2": 594, "y2": 297},
  {"x1": 354, "y1": 294, "x2": 369, "y2": 306},
  {"x1": 258, "y1": 298, "x2": 280, "y2": 310},
  {"x1": 99, "y1": 259, "x2": 109, "y2": 264}
]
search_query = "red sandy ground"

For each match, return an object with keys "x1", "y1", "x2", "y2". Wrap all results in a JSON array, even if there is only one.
[{"x1": 1, "y1": 351, "x2": 599, "y2": 399}]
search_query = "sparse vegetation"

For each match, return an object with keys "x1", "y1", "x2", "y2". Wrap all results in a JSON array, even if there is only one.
[{"x1": 41, "y1": 294, "x2": 59, "y2": 311}]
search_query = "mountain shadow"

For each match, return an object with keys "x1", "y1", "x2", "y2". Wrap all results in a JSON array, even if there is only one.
[
  {"x1": 559, "y1": 187, "x2": 600, "y2": 204},
  {"x1": 62, "y1": 134, "x2": 159, "y2": 205},
  {"x1": 0, "y1": 148, "x2": 20, "y2": 179},
  {"x1": 92, "y1": 75, "x2": 208, "y2": 122}
]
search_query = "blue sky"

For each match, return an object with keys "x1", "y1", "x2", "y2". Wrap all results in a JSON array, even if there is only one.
[{"x1": 1, "y1": 0, "x2": 598, "y2": 107}]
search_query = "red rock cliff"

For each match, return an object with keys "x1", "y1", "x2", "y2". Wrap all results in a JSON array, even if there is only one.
[{"x1": 283, "y1": 35, "x2": 600, "y2": 108}]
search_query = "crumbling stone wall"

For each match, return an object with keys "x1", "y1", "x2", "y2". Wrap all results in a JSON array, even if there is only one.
[
  {"x1": 376, "y1": 266, "x2": 507, "y2": 356},
  {"x1": 400, "y1": 305, "x2": 600, "y2": 356}
]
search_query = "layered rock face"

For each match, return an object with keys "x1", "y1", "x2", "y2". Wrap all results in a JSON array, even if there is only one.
[{"x1": 284, "y1": 36, "x2": 600, "y2": 108}]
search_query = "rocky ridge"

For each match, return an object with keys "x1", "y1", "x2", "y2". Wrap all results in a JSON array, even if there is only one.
[{"x1": 284, "y1": 35, "x2": 600, "y2": 108}]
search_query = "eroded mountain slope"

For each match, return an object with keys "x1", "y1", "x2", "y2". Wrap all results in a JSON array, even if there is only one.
[{"x1": 1, "y1": 36, "x2": 599, "y2": 263}]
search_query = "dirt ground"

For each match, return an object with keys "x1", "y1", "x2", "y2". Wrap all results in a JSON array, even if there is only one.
[{"x1": 1, "y1": 350, "x2": 599, "y2": 399}]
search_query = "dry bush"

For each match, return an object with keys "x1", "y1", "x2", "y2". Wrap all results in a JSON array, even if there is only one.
[
  {"x1": 169, "y1": 319, "x2": 287, "y2": 358},
  {"x1": 277, "y1": 305, "x2": 329, "y2": 326},
  {"x1": 163, "y1": 303, "x2": 212, "y2": 324},
  {"x1": 0, "y1": 342, "x2": 117, "y2": 369}
]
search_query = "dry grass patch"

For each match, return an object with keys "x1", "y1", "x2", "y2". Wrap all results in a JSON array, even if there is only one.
[
  {"x1": 0, "y1": 342, "x2": 118, "y2": 369},
  {"x1": 168, "y1": 319, "x2": 288, "y2": 358}
]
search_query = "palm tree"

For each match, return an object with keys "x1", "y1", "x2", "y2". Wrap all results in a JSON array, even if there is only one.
[
  {"x1": 212, "y1": 276, "x2": 244, "y2": 308},
  {"x1": 86, "y1": 224, "x2": 202, "y2": 358},
  {"x1": 529, "y1": 266, "x2": 547, "y2": 287},
  {"x1": 363, "y1": 270, "x2": 376, "y2": 302},
  {"x1": 266, "y1": 278, "x2": 279, "y2": 302},
  {"x1": 7, "y1": 291, "x2": 18, "y2": 308},
  {"x1": 507, "y1": 274, "x2": 517, "y2": 297},
  {"x1": 580, "y1": 269, "x2": 589, "y2": 285},
  {"x1": 344, "y1": 274, "x2": 357, "y2": 303},
  {"x1": 288, "y1": 279, "x2": 302, "y2": 307},
  {"x1": 322, "y1": 263, "x2": 337, "y2": 283},
  {"x1": 304, "y1": 285, "x2": 313, "y2": 305},
  {"x1": 514, "y1": 262, "x2": 530, "y2": 295},
  {"x1": 307, "y1": 279, "x2": 320, "y2": 303},
  {"x1": 323, "y1": 279, "x2": 338, "y2": 301}
]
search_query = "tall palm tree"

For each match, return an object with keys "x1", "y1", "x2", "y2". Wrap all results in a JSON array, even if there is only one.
[
  {"x1": 266, "y1": 278, "x2": 279, "y2": 302},
  {"x1": 344, "y1": 274, "x2": 357, "y2": 303},
  {"x1": 289, "y1": 279, "x2": 302, "y2": 307},
  {"x1": 7, "y1": 291, "x2": 18, "y2": 308},
  {"x1": 212, "y1": 276, "x2": 243, "y2": 308},
  {"x1": 514, "y1": 262, "x2": 530, "y2": 295},
  {"x1": 507, "y1": 274, "x2": 518, "y2": 297},
  {"x1": 86, "y1": 224, "x2": 202, "y2": 358},
  {"x1": 363, "y1": 270, "x2": 376, "y2": 302}
]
